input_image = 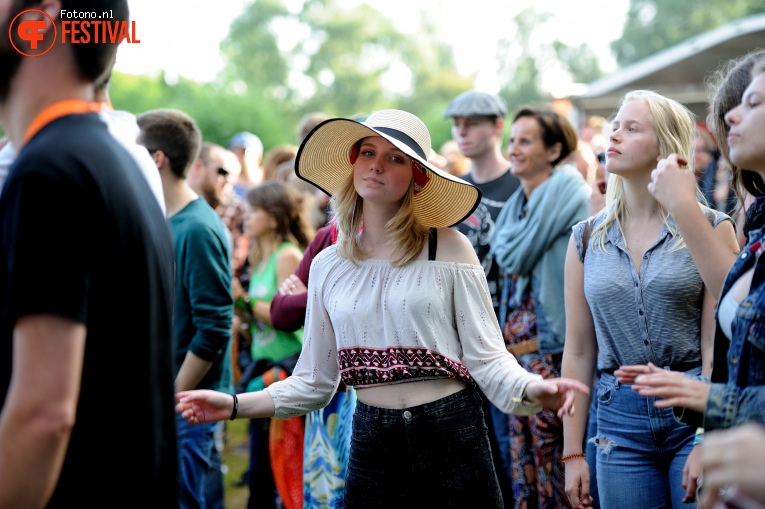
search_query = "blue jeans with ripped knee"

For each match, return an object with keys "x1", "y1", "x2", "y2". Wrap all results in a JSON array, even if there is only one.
[{"x1": 594, "y1": 370, "x2": 698, "y2": 509}]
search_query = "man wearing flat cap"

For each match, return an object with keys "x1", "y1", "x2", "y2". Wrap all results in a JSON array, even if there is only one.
[{"x1": 444, "y1": 89, "x2": 520, "y2": 507}]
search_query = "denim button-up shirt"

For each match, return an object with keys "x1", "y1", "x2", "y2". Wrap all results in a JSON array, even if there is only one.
[{"x1": 701, "y1": 206, "x2": 765, "y2": 430}]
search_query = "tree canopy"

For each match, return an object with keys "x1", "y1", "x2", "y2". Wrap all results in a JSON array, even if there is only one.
[
  {"x1": 107, "y1": 0, "x2": 762, "y2": 153},
  {"x1": 612, "y1": 0, "x2": 765, "y2": 66}
]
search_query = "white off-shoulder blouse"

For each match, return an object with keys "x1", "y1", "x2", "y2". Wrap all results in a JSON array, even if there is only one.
[{"x1": 266, "y1": 245, "x2": 543, "y2": 419}]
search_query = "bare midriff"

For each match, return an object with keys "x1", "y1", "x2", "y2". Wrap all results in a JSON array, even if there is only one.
[{"x1": 355, "y1": 378, "x2": 469, "y2": 409}]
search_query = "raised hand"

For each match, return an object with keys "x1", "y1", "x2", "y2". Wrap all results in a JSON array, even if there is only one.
[
  {"x1": 647, "y1": 154, "x2": 697, "y2": 215},
  {"x1": 700, "y1": 424, "x2": 765, "y2": 509},
  {"x1": 525, "y1": 378, "x2": 590, "y2": 419}
]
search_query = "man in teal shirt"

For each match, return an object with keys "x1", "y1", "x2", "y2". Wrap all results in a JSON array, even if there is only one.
[{"x1": 138, "y1": 109, "x2": 233, "y2": 509}]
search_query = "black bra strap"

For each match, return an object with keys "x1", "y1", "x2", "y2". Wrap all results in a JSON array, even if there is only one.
[{"x1": 428, "y1": 227, "x2": 437, "y2": 261}]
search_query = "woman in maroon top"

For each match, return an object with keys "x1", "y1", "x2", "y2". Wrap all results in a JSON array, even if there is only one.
[{"x1": 270, "y1": 223, "x2": 335, "y2": 330}]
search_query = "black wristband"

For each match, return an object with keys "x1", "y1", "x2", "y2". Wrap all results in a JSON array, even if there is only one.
[{"x1": 229, "y1": 393, "x2": 238, "y2": 420}]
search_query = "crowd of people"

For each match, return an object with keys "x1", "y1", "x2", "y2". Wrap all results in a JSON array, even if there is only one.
[{"x1": 3, "y1": 2, "x2": 765, "y2": 509}]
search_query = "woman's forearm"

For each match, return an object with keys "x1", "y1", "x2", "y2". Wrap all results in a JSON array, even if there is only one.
[
  {"x1": 237, "y1": 389, "x2": 276, "y2": 419},
  {"x1": 671, "y1": 204, "x2": 739, "y2": 296}
]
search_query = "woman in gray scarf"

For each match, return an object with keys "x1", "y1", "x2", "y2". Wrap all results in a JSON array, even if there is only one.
[{"x1": 488, "y1": 108, "x2": 590, "y2": 508}]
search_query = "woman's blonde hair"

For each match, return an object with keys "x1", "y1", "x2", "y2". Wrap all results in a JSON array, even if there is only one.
[
  {"x1": 330, "y1": 167, "x2": 429, "y2": 267},
  {"x1": 593, "y1": 90, "x2": 698, "y2": 251}
]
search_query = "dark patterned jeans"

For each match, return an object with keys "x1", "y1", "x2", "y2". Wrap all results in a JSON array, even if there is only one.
[{"x1": 343, "y1": 385, "x2": 503, "y2": 508}]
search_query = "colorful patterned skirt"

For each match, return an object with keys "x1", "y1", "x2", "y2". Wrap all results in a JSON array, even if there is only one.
[{"x1": 303, "y1": 388, "x2": 357, "y2": 509}]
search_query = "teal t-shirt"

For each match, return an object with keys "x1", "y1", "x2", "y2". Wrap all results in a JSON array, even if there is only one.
[{"x1": 168, "y1": 197, "x2": 234, "y2": 393}]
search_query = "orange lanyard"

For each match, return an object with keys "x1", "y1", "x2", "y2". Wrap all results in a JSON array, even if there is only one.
[
  {"x1": 23, "y1": 99, "x2": 101, "y2": 145},
  {"x1": 94, "y1": 100, "x2": 113, "y2": 111}
]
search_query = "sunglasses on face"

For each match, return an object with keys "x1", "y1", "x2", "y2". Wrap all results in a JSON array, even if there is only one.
[{"x1": 205, "y1": 163, "x2": 229, "y2": 178}]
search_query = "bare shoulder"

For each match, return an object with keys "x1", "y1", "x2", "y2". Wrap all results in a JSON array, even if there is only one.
[
  {"x1": 434, "y1": 227, "x2": 480, "y2": 265},
  {"x1": 276, "y1": 245, "x2": 303, "y2": 268}
]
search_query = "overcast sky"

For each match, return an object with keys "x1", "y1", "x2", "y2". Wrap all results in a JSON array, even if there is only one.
[{"x1": 116, "y1": 0, "x2": 630, "y2": 94}]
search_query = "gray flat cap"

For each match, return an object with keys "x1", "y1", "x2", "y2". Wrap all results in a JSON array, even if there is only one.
[{"x1": 443, "y1": 90, "x2": 507, "y2": 119}]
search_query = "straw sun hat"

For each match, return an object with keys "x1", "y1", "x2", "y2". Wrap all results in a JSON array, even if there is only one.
[{"x1": 295, "y1": 109, "x2": 481, "y2": 228}]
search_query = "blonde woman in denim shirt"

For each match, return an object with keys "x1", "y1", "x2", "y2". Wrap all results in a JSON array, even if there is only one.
[
  {"x1": 561, "y1": 90, "x2": 736, "y2": 509},
  {"x1": 621, "y1": 58, "x2": 765, "y2": 509}
]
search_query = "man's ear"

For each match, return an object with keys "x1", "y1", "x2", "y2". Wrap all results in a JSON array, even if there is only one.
[
  {"x1": 494, "y1": 118, "x2": 505, "y2": 137},
  {"x1": 39, "y1": 0, "x2": 63, "y2": 24},
  {"x1": 151, "y1": 149, "x2": 167, "y2": 170},
  {"x1": 15, "y1": 0, "x2": 60, "y2": 45},
  {"x1": 187, "y1": 158, "x2": 202, "y2": 178}
]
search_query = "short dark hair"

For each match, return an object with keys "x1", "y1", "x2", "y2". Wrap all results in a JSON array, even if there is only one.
[
  {"x1": 199, "y1": 141, "x2": 219, "y2": 163},
  {"x1": 512, "y1": 107, "x2": 579, "y2": 166},
  {"x1": 137, "y1": 109, "x2": 202, "y2": 178},
  {"x1": 62, "y1": 0, "x2": 128, "y2": 83}
]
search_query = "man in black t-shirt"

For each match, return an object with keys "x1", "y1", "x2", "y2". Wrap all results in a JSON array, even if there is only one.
[
  {"x1": 445, "y1": 91, "x2": 520, "y2": 317},
  {"x1": 0, "y1": 2, "x2": 178, "y2": 507},
  {"x1": 445, "y1": 90, "x2": 520, "y2": 508}
]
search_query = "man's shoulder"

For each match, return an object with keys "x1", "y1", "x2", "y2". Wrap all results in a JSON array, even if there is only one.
[
  {"x1": 11, "y1": 115, "x2": 147, "y2": 205},
  {"x1": 469, "y1": 168, "x2": 519, "y2": 200},
  {"x1": 18, "y1": 113, "x2": 126, "y2": 171},
  {"x1": 177, "y1": 198, "x2": 224, "y2": 225},
  {"x1": 174, "y1": 199, "x2": 229, "y2": 242},
  {"x1": 31, "y1": 112, "x2": 110, "y2": 147},
  {"x1": 467, "y1": 167, "x2": 517, "y2": 186},
  {"x1": 486, "y1": 167, "x2": 518, "y2": 186}
]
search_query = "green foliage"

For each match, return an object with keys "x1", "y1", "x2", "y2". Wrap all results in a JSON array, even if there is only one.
[
  {"x1": 298, "y1": 0, "x2": 419, "y2": 114},
  {"x1": 552, "y1": 41, "x2": 604, "y2": 84},
  {"x1": 221, "y1": 419, "x2": 250, "y2": 509},
  {"x1": 107, "y1": 0, "x2": 615, "y2": 154},
  {"x1": 612, "y1": 0, "x2": 765, "y2": 66},
  {"x1": 109, "y1": 72, "x2": 293, "y2": 151},
  {"x1": 221, "y1": 0, "x2": 292, "y2": 103},
  {"x1": 497, "y1": 9, "x2": 550, "y2": 113},
  {"x1": 217, "y1": 0, "x2": 480, "y2": 149}
]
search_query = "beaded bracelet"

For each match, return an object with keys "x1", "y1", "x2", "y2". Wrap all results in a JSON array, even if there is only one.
[
  {"x1": 561, "y1": 453, "x2": 586, "y2": 463},
  {"x1": 229, "y1": 393, "x2": 239, "y2": 420}
]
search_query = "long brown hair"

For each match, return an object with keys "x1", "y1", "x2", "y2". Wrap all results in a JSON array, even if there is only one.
[
  {"x1": 245, "y1": 181, "x2": 315, "y2": 268},
  {"x1": 707, "y1": 49, "x2": 765, "y2": 206}
]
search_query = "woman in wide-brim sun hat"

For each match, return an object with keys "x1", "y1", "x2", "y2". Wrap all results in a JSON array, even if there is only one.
[
  {"x1": 176, "y1": 108, "x2": 591, "y2": 508},
  {"x1": 294, "y1": 109, "x2": 480, "y2": 229}
]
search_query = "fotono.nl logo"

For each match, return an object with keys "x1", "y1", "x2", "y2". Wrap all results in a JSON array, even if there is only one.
[{"x1": 9, "y1": 9, "x2": 140, "y2": 57}]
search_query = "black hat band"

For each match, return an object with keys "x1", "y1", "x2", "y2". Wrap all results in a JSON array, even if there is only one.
[{"x1": 373, "y1": 126, "x2": 427, "y2": 160}]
